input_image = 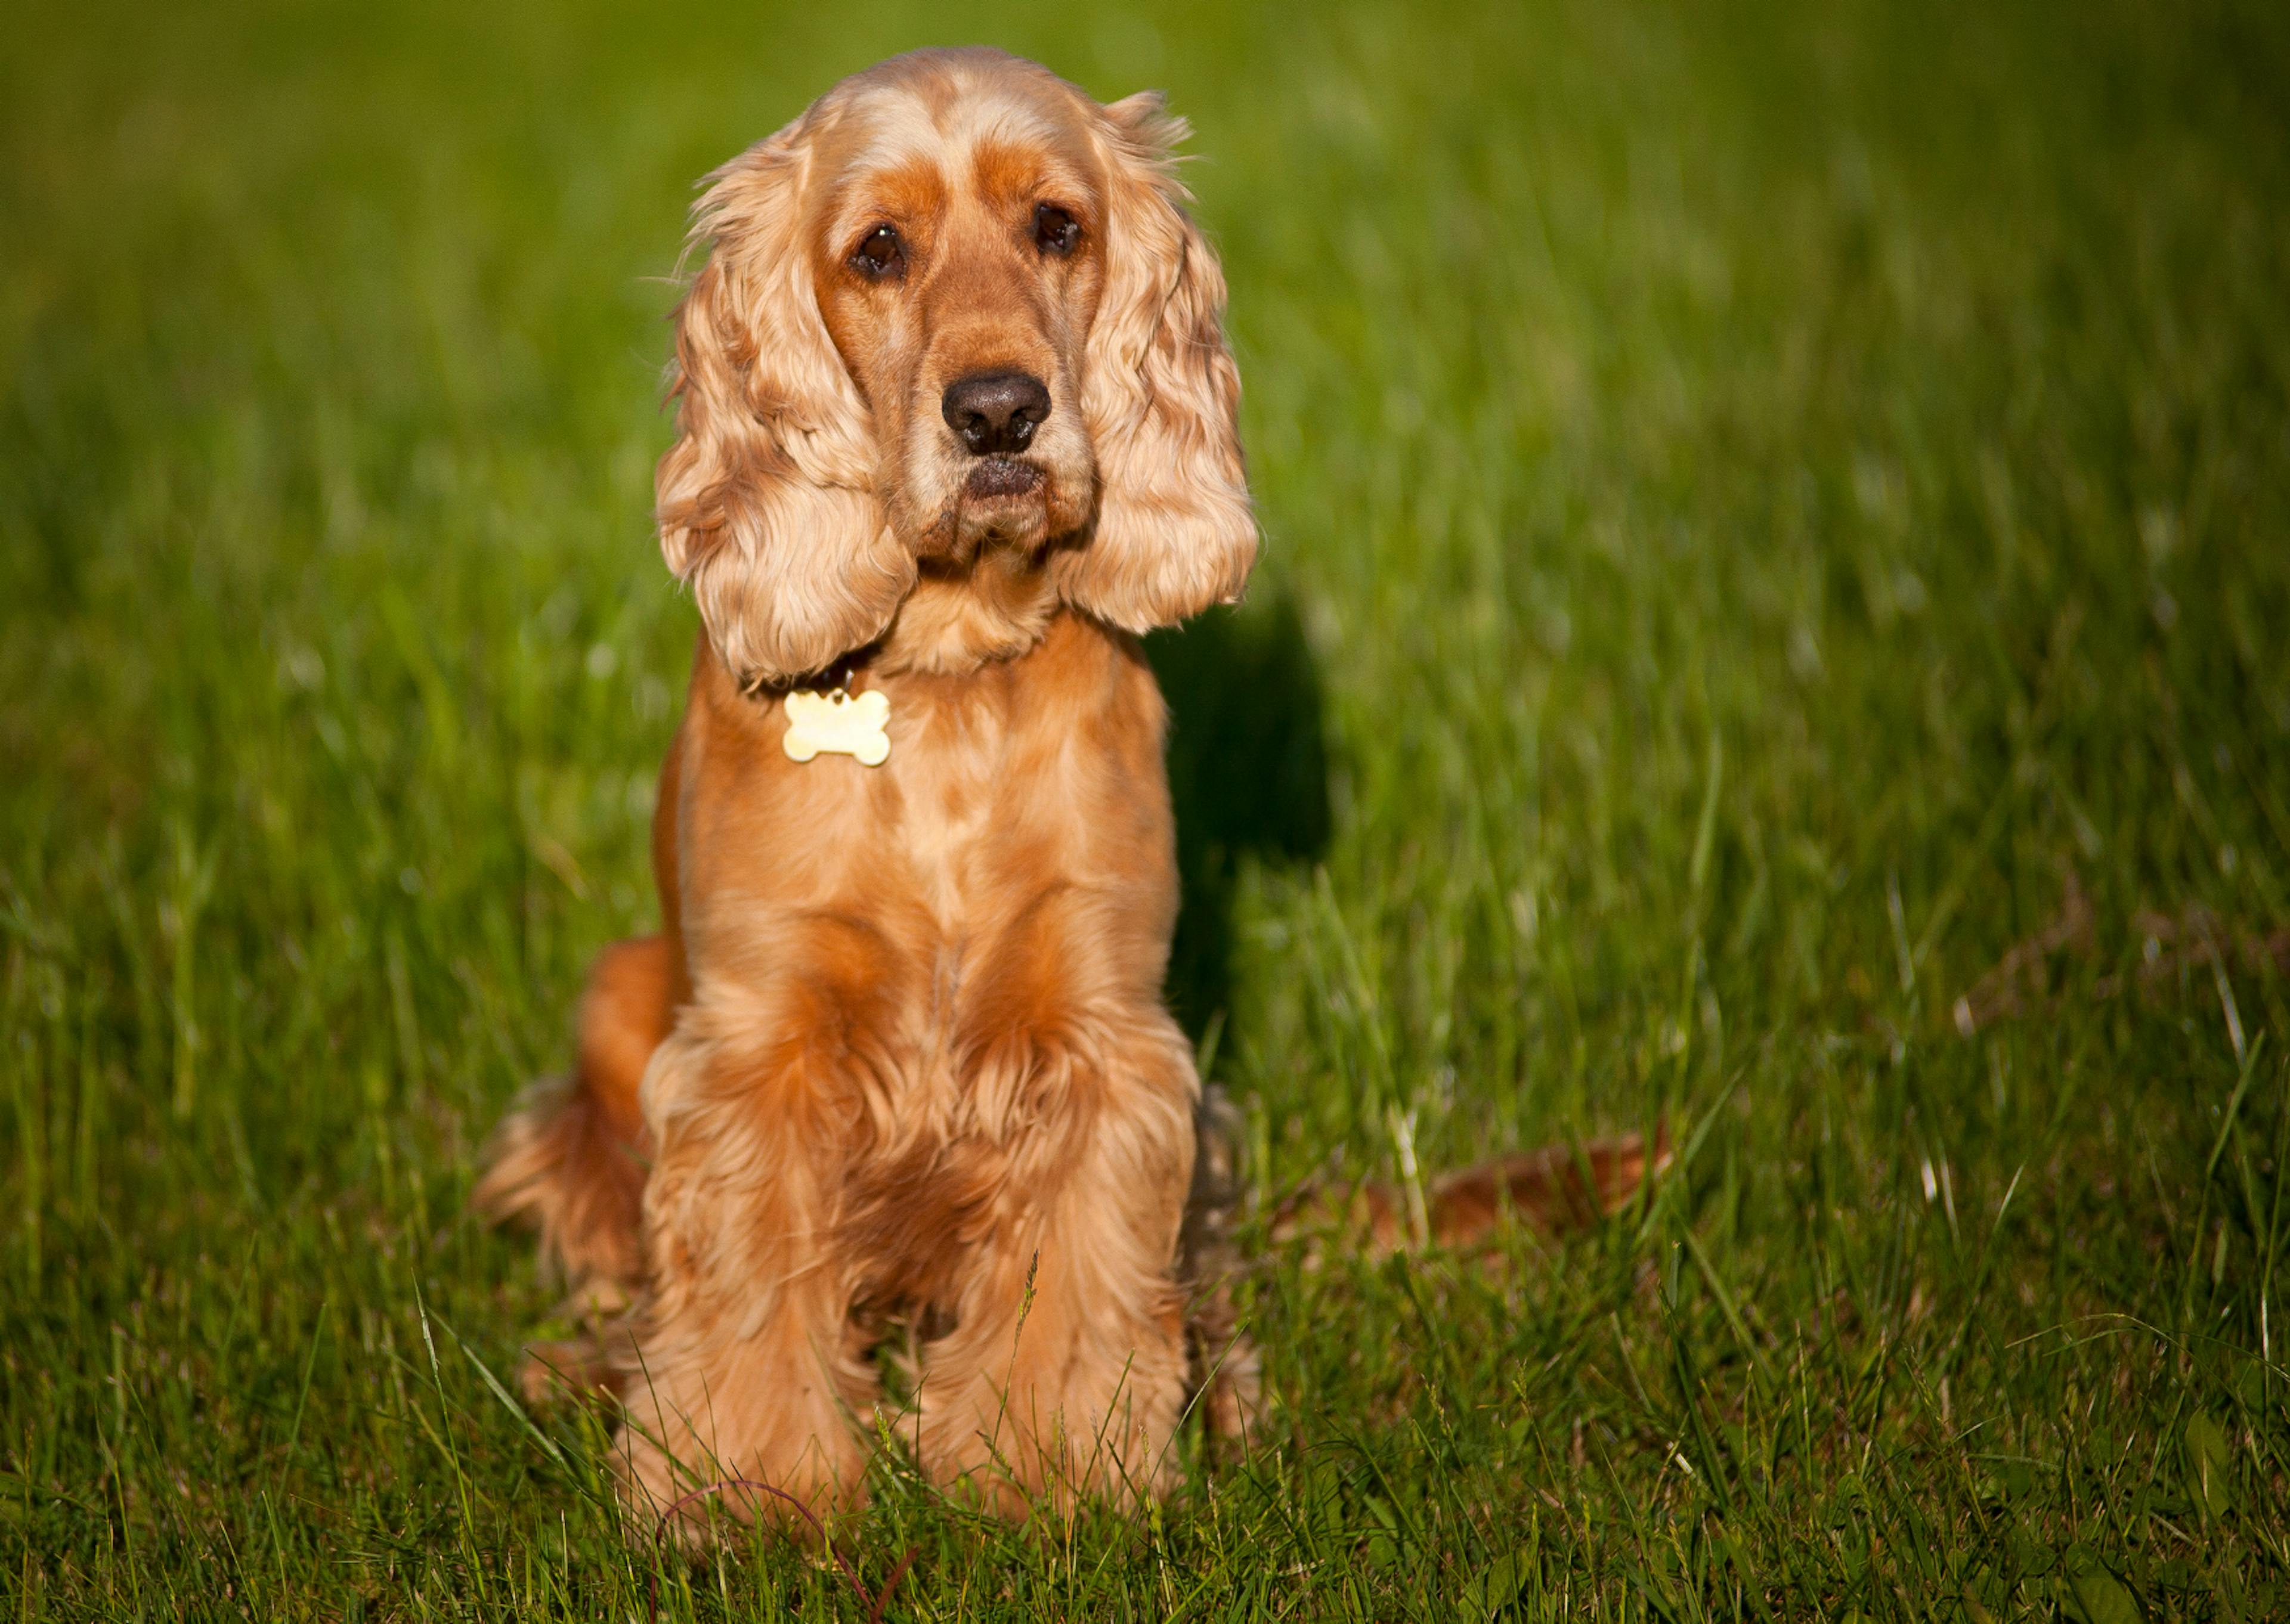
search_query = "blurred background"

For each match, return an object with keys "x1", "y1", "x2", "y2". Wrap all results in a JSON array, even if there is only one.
[{"x1": 4, "y1": 0, "x2": 2288, "y2": 1614}]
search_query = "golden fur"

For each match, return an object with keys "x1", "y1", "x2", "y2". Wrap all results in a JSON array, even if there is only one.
[
  {"x1": 476, "y1": 47, "x2": 1661, "y2": 1536},
  {"x1": 478, "y1": 49, "x2": 1255, "y2": 1528}
]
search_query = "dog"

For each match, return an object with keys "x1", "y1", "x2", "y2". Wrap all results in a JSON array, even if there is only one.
[{"x1": 476, "y1": 47, "x2": 1660, "y2": 1533}]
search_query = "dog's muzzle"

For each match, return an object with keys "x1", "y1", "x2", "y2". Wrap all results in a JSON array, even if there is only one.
[{"x1": 965, "y1": 456, "x2": 1044, "y2": 499}]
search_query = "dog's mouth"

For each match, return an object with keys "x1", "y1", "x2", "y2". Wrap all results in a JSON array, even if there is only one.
[
  {"x1": 906, "y1": 454, "x2": 1067, "y2": 562},
  {"x1": 964, "y1": 457, "x2": 1044, "y2": 501}
]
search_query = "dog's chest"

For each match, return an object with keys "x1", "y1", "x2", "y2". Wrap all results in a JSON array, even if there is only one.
[{"x1": 880, "y1": 698, "x2": 1008, "y2": 931}]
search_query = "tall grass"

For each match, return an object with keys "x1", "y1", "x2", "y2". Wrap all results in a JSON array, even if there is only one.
[{"x1": 4, "y1": 0, "x2": 2288, "y2": 1615}]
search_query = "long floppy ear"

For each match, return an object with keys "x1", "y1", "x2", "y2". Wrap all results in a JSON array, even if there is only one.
[
  {"x1": 656, "y1": 123, "x2": 915, "y2": 689},
  {"x1": 1057, "y1": 92, "x2": 1258, "y2": 631}
]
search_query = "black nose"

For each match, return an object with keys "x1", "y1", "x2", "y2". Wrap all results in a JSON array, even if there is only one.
[{"x1": 940, "y1": 371, "x2": 1051, "y2": 456}]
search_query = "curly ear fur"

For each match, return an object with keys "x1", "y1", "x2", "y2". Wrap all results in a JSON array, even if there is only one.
[
  {"x1": 1059, "y1": 92, "x2": 1258, "y2": 631},
  {"x1": 656, "y1": 126, "x2": 916, "y2": 689}
]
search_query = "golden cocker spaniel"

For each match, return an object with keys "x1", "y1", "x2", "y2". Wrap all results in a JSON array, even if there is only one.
[
  {"x1": 476, "y1": 45, "x2": 1662, "y2": 1534},
  {"x1": 479, "y1": 47, "x2": 1257, "y2": 1525}
]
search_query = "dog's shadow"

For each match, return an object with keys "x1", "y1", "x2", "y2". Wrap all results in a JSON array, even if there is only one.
[{"x1": 1146, "y1": 594, "x2": 1332, "y2": 1047}]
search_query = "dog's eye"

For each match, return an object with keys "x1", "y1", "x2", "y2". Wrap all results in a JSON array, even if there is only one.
[
  {"x1": 1033, "y1": 203, "x2": 1081, "y2": 257},
  {"x1": 851, "y1": 225, "x2": 905, "y2": 279}
]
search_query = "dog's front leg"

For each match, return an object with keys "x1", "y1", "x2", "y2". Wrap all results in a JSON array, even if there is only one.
[
  {"x1": 614, "y1": 1017, "x2": 877, "y2": 1533},
  {"x1": 914, "y1": 1012, "x2": 1197, "y2": 1517}
]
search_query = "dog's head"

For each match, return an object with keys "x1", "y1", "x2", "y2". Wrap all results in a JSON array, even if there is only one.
[{"x1": 657, "y1": 48, "x2": 1257, "y2": 689}]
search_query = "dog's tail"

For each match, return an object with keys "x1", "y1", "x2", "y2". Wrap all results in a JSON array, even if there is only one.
[
  {"x1": 1268, "y1": 1120, "x2": 1670, "y2": 1256},
  {"x1": 1179, "y1": 1094, "x2": 1669, "y2": 1443}
]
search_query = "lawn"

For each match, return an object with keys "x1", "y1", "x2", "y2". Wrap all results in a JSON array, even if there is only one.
[{"x1": 5, "y1": 0, "x2": 2289, "y2": 1616}]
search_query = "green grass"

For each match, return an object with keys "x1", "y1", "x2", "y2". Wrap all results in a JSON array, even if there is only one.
[{"x1": 6, "y1": 0, "x2": 2290, "y2": 1615}]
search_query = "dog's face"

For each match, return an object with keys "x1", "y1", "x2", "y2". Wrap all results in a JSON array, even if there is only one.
[
  {"x1": 656, "y1": 49, "x2": 1257, "y2": 689},
  {"x1": 807, "y1": 73, "x2": 1104, "y2": 562}
]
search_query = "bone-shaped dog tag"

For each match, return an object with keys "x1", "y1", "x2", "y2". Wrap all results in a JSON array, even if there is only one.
[{"x1": 783, "y1": 688, "x2": 891, "y2": 767}]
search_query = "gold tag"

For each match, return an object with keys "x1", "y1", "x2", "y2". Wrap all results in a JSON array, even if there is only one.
[{"x1": 783, "y1": 688, "x2": 890, "y2": 767}]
